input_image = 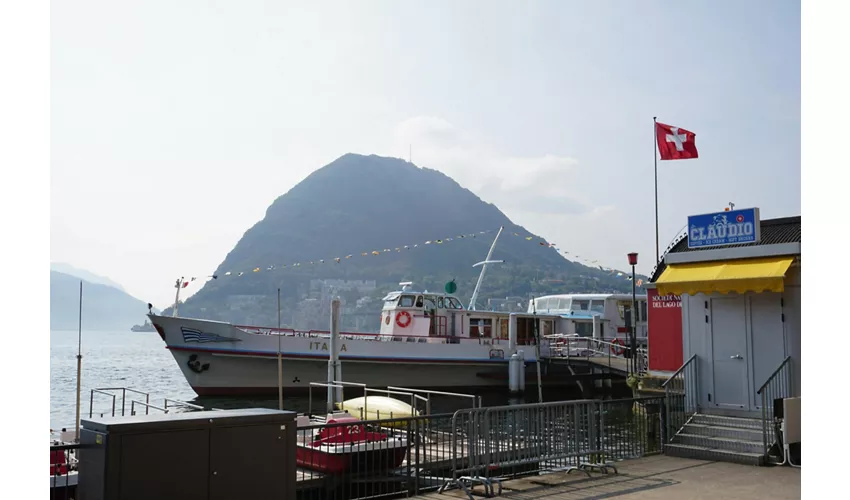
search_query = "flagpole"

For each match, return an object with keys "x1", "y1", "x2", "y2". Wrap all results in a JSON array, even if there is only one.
[{"x1": 653, "y1": 116, "x2": 659, "y2": 264}]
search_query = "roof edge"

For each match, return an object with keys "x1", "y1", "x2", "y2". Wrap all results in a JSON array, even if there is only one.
[{"x1": 664, "y1": 243, "x2": 801, "y2": 265}]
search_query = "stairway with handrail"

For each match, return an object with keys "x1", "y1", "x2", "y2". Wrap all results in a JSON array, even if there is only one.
[{"x1": 661, "y1": 356, "x2": 797, "y2": 466}]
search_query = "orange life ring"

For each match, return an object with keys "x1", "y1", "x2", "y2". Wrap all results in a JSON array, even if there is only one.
[
  {"x1": 396, "y1": 311, "x2": 412, "y2": 328},
  {"x1": 611, "y1": 338, "x2": 625, "y2": 356}
]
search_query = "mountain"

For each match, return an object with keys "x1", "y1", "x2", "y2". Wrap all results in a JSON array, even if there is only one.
[
  {"x1": 50, "y1": 262, "x2": 126, "y2": 292},
  {"x1": 50, "y1": 271, "x2": 151, "y2": 331},
  {"x1": 167, "y1": 153, "x2": 647, "y2": 329}
]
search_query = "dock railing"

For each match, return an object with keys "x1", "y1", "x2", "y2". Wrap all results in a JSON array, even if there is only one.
[
  {"x1": 661, "y1": 354, "x2": 698, "y2": 445},
  {"x1": 386, "y1": 386, "x2": 482, "y2": 415},
  {"x1": 88, "y1": 387, "x2": 151, "y2": 418},
  {"x1": 439, "y1": 396, "x2": 664, "y2": 498},
  {"x1": 545, "y1": 334, "x2": 648, "y2": 374},
  {"x1": 756, "y1": 356, "x2": 793, "y2": 463},
  {"x1": 294, "y1": 395, "x2": 664, "y2": 500}
]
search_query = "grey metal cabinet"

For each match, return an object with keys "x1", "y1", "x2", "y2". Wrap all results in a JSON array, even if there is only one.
[{"x1": 79, "y1": 408, "x2": 296, "y2": 500}]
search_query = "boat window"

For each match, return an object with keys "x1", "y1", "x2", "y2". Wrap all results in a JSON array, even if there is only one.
[
  {"x1": 571, "y1": 300, "x2": 590, "y2": 312},
  {"x1": 590, "y1": 300, "x2": 605, "y2": 314},
  {"x1": 639, "y1": 301, "x2": 648, "y2": 322},
  {"x1": 575, "y1": 322, "x2": 593, "y2": 337},
  {"x1": 416, "y1": 296, "x2": 424, "y2": 308},
  {"x1": 399, "y1": 295, "x2": 416, "y2": 307},
  {"x1": 469, "y1": 318, "x2": 492, "y2": 338},
  {"x1": 535, "y1": 298, "x2": 549, "y2": 311},
  {"x1": 447, "y1": 297, "x2": 463, "y2": 309},
  {"x1": 437, "y1": 297, "x2": 445, "y2": 309},
  {"x1": 557, "y1": 298, "x2": 571, "y2": 311},
  {"x1": 424, "y1": 296, "x2": 436, "y2": 310},
  {"x1": 541, "y1": 320, "x2": 553, "y2": 337}
]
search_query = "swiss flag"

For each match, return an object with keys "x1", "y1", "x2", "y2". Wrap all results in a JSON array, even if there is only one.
[{"x1": 655, "y1": 122, "x2": 698, "y2": 160}]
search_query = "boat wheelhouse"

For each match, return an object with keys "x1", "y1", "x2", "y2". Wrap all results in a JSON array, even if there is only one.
[
  {"x1": 148, "y1": 227, "x2": 569, "y2": 396},
  {"x1": 378, "y1": 282, "x2": 556, "y2": 347}
]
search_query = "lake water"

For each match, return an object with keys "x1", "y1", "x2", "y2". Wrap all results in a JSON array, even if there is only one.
[{"x1": 51, "y1": 330, "x2": 582, "y2": 430}]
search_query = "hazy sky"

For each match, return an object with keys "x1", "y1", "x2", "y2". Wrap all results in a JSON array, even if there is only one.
[{"x1": 51, "y1": 1, "x2": 800, "y2": 309}]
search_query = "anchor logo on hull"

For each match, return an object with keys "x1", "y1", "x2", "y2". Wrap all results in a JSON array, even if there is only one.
[{"x1": 187, "y1": 354, "x2": 210, "y2": 374}]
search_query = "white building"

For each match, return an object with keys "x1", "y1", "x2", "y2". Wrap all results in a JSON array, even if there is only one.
[{"x1": 649, "y1": 212, "x2": 800, "y2": 466}]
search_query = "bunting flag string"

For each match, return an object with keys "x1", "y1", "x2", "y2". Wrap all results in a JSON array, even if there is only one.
[{"x1": 178, "y1": 228, "x2": 648, "y2": 289}]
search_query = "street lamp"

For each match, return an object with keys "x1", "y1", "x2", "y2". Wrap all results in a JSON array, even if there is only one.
[{"x1": 627, "y1": 252, "x2": 638, "y2": 375}]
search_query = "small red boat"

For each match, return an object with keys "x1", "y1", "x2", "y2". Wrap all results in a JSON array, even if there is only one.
[{"x1": 295, "y1": 413, "x2": 408, "y2": 474}]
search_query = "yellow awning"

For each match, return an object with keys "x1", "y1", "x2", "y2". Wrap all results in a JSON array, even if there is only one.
[{"x1": 655, "y1": 256, "x2": 795, "y2": 296}]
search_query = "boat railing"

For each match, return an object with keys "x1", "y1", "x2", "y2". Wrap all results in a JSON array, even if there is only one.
[{"x1": 237, "y1": 324, "x2": 539, "y2": 346}]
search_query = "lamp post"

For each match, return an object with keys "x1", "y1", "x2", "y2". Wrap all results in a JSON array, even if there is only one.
[{"x1": 627, "y1": 252, "x2": 638, "y2": 375}]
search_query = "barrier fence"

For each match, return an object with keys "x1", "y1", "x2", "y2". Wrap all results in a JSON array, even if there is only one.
[
  {"x1": 295, "y1": 396, "x2": 664, "y2": 500},
  {"x1": 55, "y1": 395, "x2": 663, "y2": 500}
]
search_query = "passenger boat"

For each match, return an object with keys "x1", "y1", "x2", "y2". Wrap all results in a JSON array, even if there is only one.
[
  {"x1": 529, "y1": 293, "x2": 648, "y2": 353},
  {"x1": 148, "y1": 228, "x2": 567, "y2": 396},
  {"x1": 295, "y1": 412, "x2": 408, "y2": 474}
]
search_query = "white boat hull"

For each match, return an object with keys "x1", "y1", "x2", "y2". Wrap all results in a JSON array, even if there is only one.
[{"x1": 149, "y1": 314, "x2": 546, "y2": 396}]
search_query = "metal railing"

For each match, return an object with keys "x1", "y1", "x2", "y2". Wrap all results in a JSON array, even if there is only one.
[
  {"x1": 88, "y1": 388, "x2": 222, "y2": 421},
  {"x1": 50, "y1": 442, "x2": 79, "y2": 500},
  {"x1": 308, "y1": 382, "x2": 429, "y2": 420},
  {"x1": 163, "y1": 398, "x2": 207, "y2": 412},
  {"x1": 545, "y1": 334, "x2": 649, "y2": 374},
  {"x1": 386, "y1": 387, "x2": 482, "y2": 415},
  {"x1": 296, "y1": 412, "x2": 459, "y2": 499},
  {"x1": 89, "y1": 387, "x2": 151, "y2": 418},
  {"x1": 294, "y1": 396, "x2": 663, "y2": 500},
  {"x1": 440, "y1": 396, "x2": 664, "y2": 499},
  {"x1": 756, "y1": 356, "x2": 793, "y2": 463},
  {"x1": 662, "y1": 354, "x2": 698, "y2": 445},
  {"x1": 130, "y1": 399, "x2": 169, "y2": 416}
]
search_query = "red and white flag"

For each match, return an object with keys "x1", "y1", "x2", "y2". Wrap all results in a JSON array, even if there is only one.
[{"x1": 655, "y1": 121, "x2": 698, "y2": 160}]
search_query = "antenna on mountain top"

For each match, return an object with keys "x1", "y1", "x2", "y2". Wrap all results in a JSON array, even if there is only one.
[{"x1": 468, "y1": 226, "x2": 505, "y2": 311}]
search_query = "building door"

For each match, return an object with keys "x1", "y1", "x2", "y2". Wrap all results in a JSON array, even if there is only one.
[
  {"x1": 749, "y1": 293, "x2": 785, "y2": 409},
  {"x1": 710, "y1": 296, "x2": 750, "y2": 409}
]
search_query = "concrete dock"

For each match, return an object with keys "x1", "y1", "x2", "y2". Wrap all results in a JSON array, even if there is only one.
[{"x1": 426, "y1": 455, "x2": 800, "y2": 500}]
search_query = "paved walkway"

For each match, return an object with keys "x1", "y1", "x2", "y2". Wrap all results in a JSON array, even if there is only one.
[{"x1": 427, "y1": 455, "x2": 800, "y2": 500}]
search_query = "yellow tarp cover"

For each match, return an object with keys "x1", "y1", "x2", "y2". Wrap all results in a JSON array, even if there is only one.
[{"x1": 656, "y1": 256, "x2": 795, "y2": 296}]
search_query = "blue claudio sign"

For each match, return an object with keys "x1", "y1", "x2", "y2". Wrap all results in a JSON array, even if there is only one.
[{"x1": 687, "y1": 208, "x2": 761, "y2": 249}]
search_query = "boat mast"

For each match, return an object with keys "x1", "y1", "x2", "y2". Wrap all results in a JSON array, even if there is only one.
[
  {"x1": 172, "y1": 277, "x2": 183, "y2": 317},
  {"x1": 468, "y1": 226, "x2": 505, "y2": 311}
]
